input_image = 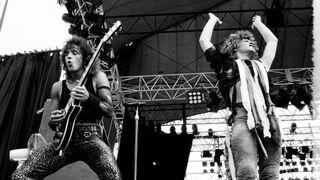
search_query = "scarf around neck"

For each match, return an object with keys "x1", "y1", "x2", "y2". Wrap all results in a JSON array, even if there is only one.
[{"x1": 235, "y1": 59, "x2": 271, "y2": 138}]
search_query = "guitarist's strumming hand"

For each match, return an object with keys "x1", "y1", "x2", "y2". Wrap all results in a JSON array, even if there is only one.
[{"x1": 49, "y1": 109, "x2": 66, "y2": 130}]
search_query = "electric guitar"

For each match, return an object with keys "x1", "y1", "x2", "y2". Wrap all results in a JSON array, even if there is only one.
[{"x1": 54, "y1": 21, "x2": 122, "y2": 151}]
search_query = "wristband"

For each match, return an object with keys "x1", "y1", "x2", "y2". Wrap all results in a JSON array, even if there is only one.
[{"x1": 88, "y1": 92, "x2": 101, "y2": 108}]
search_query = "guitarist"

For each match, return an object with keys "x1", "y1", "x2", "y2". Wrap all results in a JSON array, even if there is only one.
[{"x1": 12, "y1": 36, "x2": 122, "y2": 180}]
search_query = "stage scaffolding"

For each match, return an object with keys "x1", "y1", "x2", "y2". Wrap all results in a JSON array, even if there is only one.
[
  {"x1": 105, "y1": 66, "x2": 318, "y2": 130},
  {"x1": 106, "y1": 66, "x2": 320, "y2": 179}
]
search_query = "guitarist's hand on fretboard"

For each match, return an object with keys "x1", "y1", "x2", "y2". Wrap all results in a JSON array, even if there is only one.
[{"x1": 70, "y1": 85, "x2": 89, "y2": 102}]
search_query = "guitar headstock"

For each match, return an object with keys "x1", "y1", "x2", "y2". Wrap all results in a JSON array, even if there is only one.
[{"x1": 101, "y1": 21, "x2": 122, "y2": 44}]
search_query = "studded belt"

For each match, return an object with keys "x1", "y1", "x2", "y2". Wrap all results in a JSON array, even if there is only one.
[{"x1": 72, "y1": 124, "x2": 102, "y2": 140}]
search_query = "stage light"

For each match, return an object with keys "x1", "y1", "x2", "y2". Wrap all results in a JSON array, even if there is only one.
[
  {"x1": 202, "y1": 161, "x2": 207, "y2": 167},
  {"x1": 209, "y1": 161, "x2": 215, "y2": 167},
  {"x1": 292, "y1": 161, "x2": 297, "y2": 166},
  {"x1": 282, "y1": 169, "x2": 287, "y2": 173},
  {"x1": 210, "y1": 168, "x2": 214, "y2": 173},
  {"x1": 291, "y1": 96, "x2": 305, "y2": 110},
  {"x1": 279, "y1": 169, "x2": 284, "y2": 174},
  {"x1": 299, "y1": 153, "x2": 306, "y2": 161},
  {"x1": 88, "y1": 24, "x2": 106, "y2": 37},
  {"x1": 68, "y1": 25, "x2": 89, "y2": 38},
  {"x1": 187, "y1": 90, "x2": 203, "y2": 104},
  {"x1": 286, "y1": 146, "x2": 298, "y2": 158},
  {"x1": 285, "y1": 152, "x2": 292, "y2": 160},
  {"x1": 272, "y1": 87, "x2": 290, "y2": 109},
  {"x1": 302, "y1": 146, "x2": 310, "y2": 154},
  {"x1": 202, "y1": 150, "x2": 212, "y2": 158},
  {"x1": 203, "y1": 169, "x2": 208, "y2": 173},
  {"x1": 296, "y1": 86, "x2": 312, "y2": 106},
  {"x1": 62, "y1": 13, "x2": 82, "y2": 26},
  {"x1": 84, "y1": 12, "x2": 104, "y2": 24},
  {"x1": 84, "y1": 0, "x2": 102, "y2": 9}
]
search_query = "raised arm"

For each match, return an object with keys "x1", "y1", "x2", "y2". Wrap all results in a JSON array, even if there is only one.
[
  {"x1": 199, "y1": 13, "x2": 222, "y2": 52},
  {"x1": 252, "y1": 15, "x2": 278, "y2": 71}
]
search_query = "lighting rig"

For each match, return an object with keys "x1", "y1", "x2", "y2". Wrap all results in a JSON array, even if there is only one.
[{"x1": 58, "y1": 0, "x2": 117, "y2": 66}]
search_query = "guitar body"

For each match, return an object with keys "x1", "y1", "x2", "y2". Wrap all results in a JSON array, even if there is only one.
[{"x1": 55, "y1": 104, "x2": 82, "y2": 150}]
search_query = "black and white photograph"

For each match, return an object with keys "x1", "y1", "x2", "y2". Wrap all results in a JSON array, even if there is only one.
[{"x1": 0, "y1": 0, "x2": 319, "y2": 180}]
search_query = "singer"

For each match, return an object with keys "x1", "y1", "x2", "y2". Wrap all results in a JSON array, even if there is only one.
[
  {"x1": 12, "y1": 36, "x2": 121, "y2": 180},
  {"x1": 199, "y1": 13, "x2": 282, "y2": 180}
]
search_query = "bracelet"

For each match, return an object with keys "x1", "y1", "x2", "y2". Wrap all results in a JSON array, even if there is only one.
[{"x1": 97, "y1": 86, "x2": 111, "y2": 91}]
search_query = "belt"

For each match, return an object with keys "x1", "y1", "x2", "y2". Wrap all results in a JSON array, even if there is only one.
[
  {"x1": 72, "y1": 124, "x2": 102, "y2": 140},
  {"x1": 74, "y1": 123, "x2": 101, "y2": 131}
]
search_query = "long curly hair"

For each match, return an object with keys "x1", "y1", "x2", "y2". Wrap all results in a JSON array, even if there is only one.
[
  {"x1": 60, "y1": 36, "x2": 100, "y2": 80},
  {"x1": 220, "y1": 30, "x2": 259, "y2": 60}
]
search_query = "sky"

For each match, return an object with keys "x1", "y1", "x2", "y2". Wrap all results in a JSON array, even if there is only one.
[{"x1": 0, "y1": 0, "x2": 70, "y2": 55}]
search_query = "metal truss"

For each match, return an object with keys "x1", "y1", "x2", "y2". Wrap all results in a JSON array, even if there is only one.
[
  {"x1": 120, "y1": 72, "x2": 219, "y2": 103},
  {"x1": 106, "y1": 67, "x2": 319, "y2": 143},
  {"x1": 105, "y1": 67, "x2": 319, "y2": 129},
  {"x1": 269, "y1": 67, "x2": 314, "y2": 85},
  {"x1": 104, "y1": 7, "x2": 312, "y2": 35},
  {"x1": 120, "y1": 67, "x2": 316, "y2": 103}
]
